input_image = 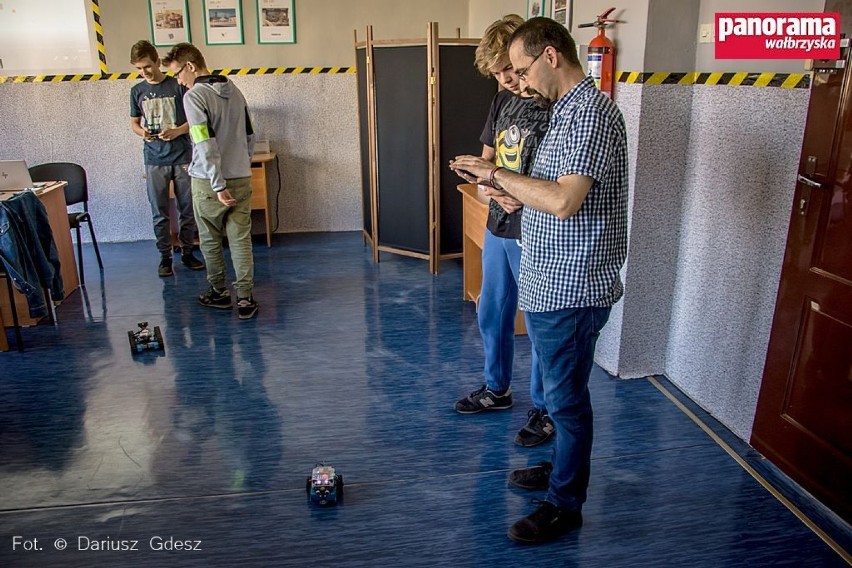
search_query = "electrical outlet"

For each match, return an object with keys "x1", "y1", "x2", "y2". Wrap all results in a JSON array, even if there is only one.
[{"x1": 699, "y1": 23, "x2": 714, "y2": 44}]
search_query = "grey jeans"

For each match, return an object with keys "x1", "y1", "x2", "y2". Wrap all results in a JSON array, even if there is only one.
[
  {"x1": 146, "y1": 164, "x2": 196, "y2": 255},
  {"x1": 191, "y1": 176, "x2": 254, "y2": 298}
]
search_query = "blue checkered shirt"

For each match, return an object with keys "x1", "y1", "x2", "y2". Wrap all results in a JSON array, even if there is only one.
[{"x1": 519, "y1": 76, "x2": 629, "y2": 312}]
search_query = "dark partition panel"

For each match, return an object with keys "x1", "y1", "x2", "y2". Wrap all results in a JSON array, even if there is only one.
[
  {"x1": 355, "y1": 47, "x2": 372, "y2": 237},
  {"x1": 438, "y1": 45, "x2": 496, "y2": 255},
  {"x1": 373, "y1": 46, "x2": 429, "y2": 254}
]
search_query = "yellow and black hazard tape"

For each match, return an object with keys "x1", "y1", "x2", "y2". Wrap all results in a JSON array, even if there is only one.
[
  {"x1": 616, "y1": 71, "x2": 810, "y2": 89},
  {"x1": 0, "y1": 67, "x2": 355, "y2": 83},
  {"x1": 2, "y1": 68, "x2": 806, "y2": 87},
  {"x1": 91, "y1": 0, "x2": 108, "y2": 74}
]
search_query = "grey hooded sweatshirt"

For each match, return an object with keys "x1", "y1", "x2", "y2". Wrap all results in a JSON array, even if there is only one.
[{"x1": 184, "y1": 75, "x2": 255, "y2": 191}]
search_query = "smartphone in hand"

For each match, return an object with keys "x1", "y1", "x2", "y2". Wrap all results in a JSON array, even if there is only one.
[{"x1": 452, "y1": 166, "x2": 494, "y2": 188}]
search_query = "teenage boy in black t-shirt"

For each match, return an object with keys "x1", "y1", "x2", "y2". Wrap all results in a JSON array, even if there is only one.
[
  {"x1": 453, "y1": 15, "x2": 553, "y2": 448},
  {"x1": 130, "y1": 40, "x2": 204, "y2": 277}
]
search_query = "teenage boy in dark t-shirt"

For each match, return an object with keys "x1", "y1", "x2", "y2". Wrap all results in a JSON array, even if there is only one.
[
  {"x1": 130, "y1": 40, "x2": 204, "y2": 277},
  {"x1": 453, "y1": 15, "x2": 553, "y2": 448}
]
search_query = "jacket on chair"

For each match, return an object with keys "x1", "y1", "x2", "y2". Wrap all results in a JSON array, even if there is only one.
[{"x1": 0, "y1": 191, "x2": 64, "y2": 318}]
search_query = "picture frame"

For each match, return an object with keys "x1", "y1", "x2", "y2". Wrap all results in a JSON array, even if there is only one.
[
  {"x1": 257, "y1": 0, "x2": 296, "y2": 44},
  {"x1": 527, "y1": 0, "x2": 546, "y2": 20},
  {"x1": 148, "y1": 0, "x2": 191, "y2": 47},
  {"x1": 203, "y1": 0, "x2": 244, "y2": 45},
  {"x1": 550, "y1": 0, "x2": 573, "y2": 31}
]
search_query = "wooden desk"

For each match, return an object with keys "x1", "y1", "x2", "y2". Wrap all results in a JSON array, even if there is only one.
[
  {"x1": 167, "y1": 152, "x2": 277, "y2": 249},
  {"x1": 0, "y1": 183, "x2": 80, "y2": 348},
  {"x1": 457, "y1": 184, "x2": 526, "y2": 335},
  {"x1": 250, "y1": 152, "x2": 277, "y2": 247}
]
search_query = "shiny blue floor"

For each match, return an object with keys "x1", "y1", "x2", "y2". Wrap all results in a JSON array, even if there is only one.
[{"x1": 1, "y1": 232, "x2": 849, "y2": 567}]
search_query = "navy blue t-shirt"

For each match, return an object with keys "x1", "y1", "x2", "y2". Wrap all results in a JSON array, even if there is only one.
[
  {"x1": 479, "y1": 89, "x2": 551, "y2": 239},
  {"x1": 130, "y1": 76, "x2": 192, "y2": 166}
]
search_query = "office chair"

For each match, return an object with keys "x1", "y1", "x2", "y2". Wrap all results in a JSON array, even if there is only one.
[{"x1": 29, "y1": 162, "x2": 103, "y2": 285}]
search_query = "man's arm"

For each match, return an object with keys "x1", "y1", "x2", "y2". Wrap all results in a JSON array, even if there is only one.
[
  {"x1": 481, "y1": 145, "x2": 524, "y2": 214},
  {"x1": 492, "y1": 168, "x2": 592, "y2": 220},
  {"x1": 450, "y1": 154, "x2": 592, "y2": 220}
]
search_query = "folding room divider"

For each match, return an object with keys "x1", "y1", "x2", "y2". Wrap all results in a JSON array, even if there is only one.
[{"x1": 356, "y1": 23, "x2": 496, "y2": 273}]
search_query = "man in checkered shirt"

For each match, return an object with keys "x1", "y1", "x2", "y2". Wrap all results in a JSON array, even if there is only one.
[{"x1": 450, "y1": 17, "x2": 628, "y2": 544}]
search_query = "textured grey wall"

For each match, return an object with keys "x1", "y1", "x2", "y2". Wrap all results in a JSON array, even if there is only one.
[
  {"x1": 665, "y1": 85, "x2": 807, "y2": 440},
  {"x1": 0, "y1": 74, "x2": 362, "y2": 243},
  {"x1": 595, "y1": 82, "x2": 808, "y2": 442},
  {"x1": 620, "y1": 84, "x2": 694, "y2": 379},
  {"x1": 595, "y1": 83, "x2": 643, "y2": 373}
]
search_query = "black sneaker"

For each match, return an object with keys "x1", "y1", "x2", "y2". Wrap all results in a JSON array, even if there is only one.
[
  {"x1": 198, "y1": 286, "x2": 232, "y2": 309},
  {"x1": 508, "y1": 461, "x2": 552, "y2": 491},
  {"x1": 236, "y1": 296, "x2": 258, "y2": 320},
  {"x1": 514, "y1": 408, "x2": 556, "y2": 447},
  {"x1": 454, "y1": 385, "x2": 513, "y2": 414},
  {"x1": 508, "y1": 500, "x2": 582, "y2": 544},
  {"x1": 181, "y1": 251, "x2": 205, "y2": 271},
  {"x1": 158, "y1": 256, "x2": 173, "y2": 277}
]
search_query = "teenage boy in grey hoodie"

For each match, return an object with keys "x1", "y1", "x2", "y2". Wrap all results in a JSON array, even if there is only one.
[{"x1": 163, "y1": 43, "x2": 258, "y2": 320}]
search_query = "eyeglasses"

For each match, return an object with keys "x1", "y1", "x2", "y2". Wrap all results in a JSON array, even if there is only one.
[
  {"x1": 174, "y1": 62, "x2": 188, "y2": 76},
  {"x1": 515, "y1": 50, "x2": 545, "y2": 80}
]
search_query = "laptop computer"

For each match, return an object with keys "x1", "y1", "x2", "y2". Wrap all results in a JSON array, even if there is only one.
[{"x1": 0, "y1": 160, "x2": 34, "y2": 191}]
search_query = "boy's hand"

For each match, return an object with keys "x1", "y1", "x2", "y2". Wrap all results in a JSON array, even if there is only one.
[{"x1": 158, "y1": 126, "x2": 181, "y2": 141}]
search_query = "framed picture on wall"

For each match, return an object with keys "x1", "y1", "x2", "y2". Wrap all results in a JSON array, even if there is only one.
[
  {"x1": 257, "y1": 0, "x2": 296, "y2": 44},
  {"x1": 203, "y1": 0, "x2": 244, "y2": 45},
  {"x1": 550, "y1": 0, "x2": 572, "y2": 31},
  {"x1": 527, "y1": 0, "x2": 546, "y2": 20},
  {"x1": 148, "y1": 0, "x2": 191, "y2": 46}
]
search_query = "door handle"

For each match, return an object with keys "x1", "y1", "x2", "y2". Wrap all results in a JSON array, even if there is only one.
[{"x1": 797, "y1": 174, "x2": 823, "y2": 189}]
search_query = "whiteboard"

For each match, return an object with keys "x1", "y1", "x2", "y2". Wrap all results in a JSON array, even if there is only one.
[{"x1": 0, "y1": 0, "x2": 100, "y2": 75}]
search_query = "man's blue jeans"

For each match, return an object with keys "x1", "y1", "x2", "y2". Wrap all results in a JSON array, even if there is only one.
[
  {"x1": 526, "y1": 306, "x2": 611, "y2": 511},
  {"x1": 478, "y1": 230, "x2": 544, "y2": 409}
]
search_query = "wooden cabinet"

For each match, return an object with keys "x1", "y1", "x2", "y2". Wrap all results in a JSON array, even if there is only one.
[
  {"x1": 250, "y1": 152, "x2": 276, "y2": 247},
  {"x1": 169, "y1": 152, "x2": 277, "y2": 249}
]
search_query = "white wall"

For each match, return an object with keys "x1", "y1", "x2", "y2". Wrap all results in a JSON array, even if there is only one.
[
  {"x1": 0, "y1": 74, "x2": 362, "y2": 242},
  {"x1": 468, "y1": 0, "x2": 650, "y2": 72},
  {"x1": 468, "y1": 0, "x2": 526, "y2": 37},
  {"x1": 99, "y1": 0, "x2": 470, "y2": 73}
]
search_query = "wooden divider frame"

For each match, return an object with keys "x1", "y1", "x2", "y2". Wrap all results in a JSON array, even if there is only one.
[{"x1": 355, "y1": 23, "x2": 482, "y2": 273}]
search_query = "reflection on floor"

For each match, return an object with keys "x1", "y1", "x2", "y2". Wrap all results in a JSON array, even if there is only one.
[{"x1": 1, "y1": 233, "x2": 849, "y2": 567}]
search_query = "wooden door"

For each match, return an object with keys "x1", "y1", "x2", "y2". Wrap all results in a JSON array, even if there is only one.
[{"x1": 751, "y1": 38, "x2": 852, "y2": 522}]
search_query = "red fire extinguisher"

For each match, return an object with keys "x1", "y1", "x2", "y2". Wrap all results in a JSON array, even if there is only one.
[{"x1": 579, "y1": 8, "x2": 622, "y2": 99}]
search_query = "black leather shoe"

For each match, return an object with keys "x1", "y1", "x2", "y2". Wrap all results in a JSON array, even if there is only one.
[
  {"x1": 508, "y1": 500, "x2": 582, "y2": 544},
  {"x1": 508, "y1": 461, "x2": 552, "y2": 490}
]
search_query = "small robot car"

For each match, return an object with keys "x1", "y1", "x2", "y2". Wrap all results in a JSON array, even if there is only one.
[
  {"x1": 306, "y1": 464, "x2": 343, "y2": 506},
  {"x1": 128, "y1": 321, "x2": 165, "y2": 354}
]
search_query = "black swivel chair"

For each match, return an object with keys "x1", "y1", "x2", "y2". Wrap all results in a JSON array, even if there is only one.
[{"x1": 29, "y1": 162, "x2": 103, "y2": 285}]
